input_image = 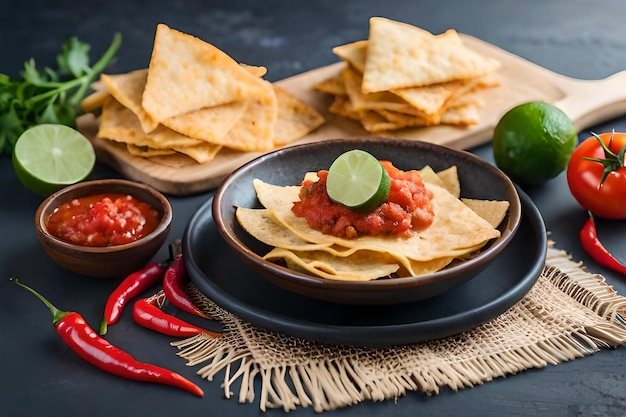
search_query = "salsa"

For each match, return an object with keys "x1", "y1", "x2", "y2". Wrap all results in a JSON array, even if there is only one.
[
  {"x1": 46, "y1": 193, "x2": 160, "y2": 247},
  {"x1": 292, "y1": 161, "x2": 434, "y2": 238}
]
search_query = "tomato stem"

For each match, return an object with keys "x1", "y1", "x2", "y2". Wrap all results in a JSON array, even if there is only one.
[{"x1": 582, "y1": 131, "x2": 626, "y2": 184}]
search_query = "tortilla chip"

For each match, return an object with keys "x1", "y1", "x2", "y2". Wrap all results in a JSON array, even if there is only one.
[
  {"x1": 390, "y1": 80, "x2": 464, "y2": 117},
  {"x1": 314, "y1": 72, "x2": 347, "y2": 96},
  {"x1": 435, "y1": 165, "x2": 460, "y2": 198},
  {"x1": 362, "y1": 17, "x2": 500, "y2": 93},
  {"x1": 160, "y1": 101, "x2": 247, "y2": 143},
  {"x1": 272, "y1": 86, "x2": 325, "y2": 146},
  {"x1": 126, "y1": 144, "x2": 176, "y2": 157},
  {"x1": 81, "y1": 90, "x2": 110, "y2": 113},
  {"x1": 376, "y1": 109, "x2": 435, "y2": 128},
  {"x1": 440, "y1": 102, "x2": 481, "y2": 126},
  {"x1": 418, "y1": 165, "x2": 446, "y2": 187},
  {"x1": 142, "y1": 24, "x2": 269, "y2": 121},
  {"x1": 101, "y1": 69, "x2": 158, "y2": 133},
  {"x1": 237, "y1": 208, "x2": 333, "y2": 250},
  {"x1": 442, "y1": 76, "x2": 488, "y2": 107},
  {"x1": 462, "y1": 199, "x2": 510, "y2": 228},
  {"x1": 359, "y1": 110, "x2": 409, "y2": 133},
  {"x1": 332, "y1": 40, "x2": 368, "y2": 72},
  {"x1": 171, "y1": 142, "x2": 222, "y2": 164},
  {"x1": 328, "y1": 95, "x2": 361, "y2": 120},
  {"x1": 343, "y1": 66, "x2": 424, "y2": 116},
  {"x1": 264, "y1": 247, "x2": 400, "y2": 281},
  {"x1": 143, "y1": 152, "x2": 199, "y2": 168},
  {"x1": 221, "y1": 84, "x2": 278, "y2": 151},
  {"x1": 240, "y1": 63, "x2": 268, "y2": 78},
  {"x1": 98, "y1": 96, "x2": 204, "y2": 148},
  {"x1": 405, "y1": 256, "x2": 455, "y2": 277}
]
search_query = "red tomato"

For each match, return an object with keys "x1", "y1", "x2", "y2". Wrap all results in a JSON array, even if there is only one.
[{"x1": 566, "y1": 132, "x2": 626, "y2": 219}]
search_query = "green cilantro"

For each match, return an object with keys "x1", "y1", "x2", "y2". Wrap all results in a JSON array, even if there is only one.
[{"x1": 0, "y1": 33, "x2": 122, "y2": 155}]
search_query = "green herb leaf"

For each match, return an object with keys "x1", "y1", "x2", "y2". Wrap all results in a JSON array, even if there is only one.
[
  {"x1": 0, "y1": 32, "x2": 122, "y2": 155},
  {"x1": 58, "y1": 37, "x2": 92, "y2": 77}
]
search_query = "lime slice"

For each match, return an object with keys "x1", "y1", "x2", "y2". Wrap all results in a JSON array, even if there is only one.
[
  {"x1": 326, "y1": 149, "x2": 391, "y2": 212},
  {"x1": 12, "y1": 124, "x2": 96, "y2": 197}
]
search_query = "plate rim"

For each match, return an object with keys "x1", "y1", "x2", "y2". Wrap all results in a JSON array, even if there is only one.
[{"x1": 184, "y1": 187, "x2": 547, "y2": 347}]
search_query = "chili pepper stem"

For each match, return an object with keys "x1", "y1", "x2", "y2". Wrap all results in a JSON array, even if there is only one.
[
  {"x1": 10, "y1": 278, "x2": 68, "y2": 325},
  {"x1": 100, "y1": 318, "x2": 108, "y2": 336}
]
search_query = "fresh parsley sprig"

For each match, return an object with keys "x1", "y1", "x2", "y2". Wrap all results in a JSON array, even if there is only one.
[{"x1": 0, "y1": 32, "x2": 122, "y2": 155}]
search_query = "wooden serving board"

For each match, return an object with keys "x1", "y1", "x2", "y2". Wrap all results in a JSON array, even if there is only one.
[{"x1": 78, "y1": 34, "x2": 626, "y2": 196}]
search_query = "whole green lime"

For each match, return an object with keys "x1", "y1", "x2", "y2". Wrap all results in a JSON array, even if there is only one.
[{"x1": 492, "y1": 101, "x2": 577, "y2": 185}]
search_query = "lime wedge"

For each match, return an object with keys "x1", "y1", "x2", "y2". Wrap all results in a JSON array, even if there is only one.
[
  {"x1": 326, "y1": 149, "x2": 391, "y2": 212},
  {"x1": 12, "y1": 124, "x2": 96, "y2": 197}
]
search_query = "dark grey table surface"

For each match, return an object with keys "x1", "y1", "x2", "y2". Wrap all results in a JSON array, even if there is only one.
[{"x1": 2, "y1": 1, "x2": 626, "y2": 416}]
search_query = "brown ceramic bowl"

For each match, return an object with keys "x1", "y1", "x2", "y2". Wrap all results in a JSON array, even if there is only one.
[
  {"x1": 210, "y1": 138, "x2": 522, "y2": 305},
  {"x1": 35, "y1": 179, "x2": 172, "y2": 278}
]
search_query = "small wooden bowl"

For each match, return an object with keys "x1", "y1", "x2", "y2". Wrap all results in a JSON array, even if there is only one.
[{"x1": 35, "y1": 179, "x2": 172, "y2": 278}]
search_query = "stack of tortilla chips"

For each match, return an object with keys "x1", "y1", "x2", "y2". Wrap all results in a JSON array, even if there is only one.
[
  {"x1": 85, "y1": 24, "x2": 324, "y2": 164},
  {"x1": 315, "y1": 17, "x2": 501, "y2": 133},
  {"x1": 236, "y1": 166, "x2": 509, "y2": 281}
]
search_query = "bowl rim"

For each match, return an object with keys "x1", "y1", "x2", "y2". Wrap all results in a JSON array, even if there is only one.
[
  {"x1": 36, "y1": 178, "x2": 173, "y2": 253},
  {"x1": 213, "y1": 138, "x2": 522, "y2": 292}
]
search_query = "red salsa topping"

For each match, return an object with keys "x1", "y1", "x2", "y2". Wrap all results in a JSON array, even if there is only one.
[
  {"x1": 292, "y1": 161, "x2": 434, "y2": 238},
  {"x1": 46, "y1": 193, "x2": 161, "y2": 247}
]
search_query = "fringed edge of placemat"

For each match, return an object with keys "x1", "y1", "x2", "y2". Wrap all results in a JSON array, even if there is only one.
[{"x1": 171, "y1": 247, "x2": 626, "y2": 412}]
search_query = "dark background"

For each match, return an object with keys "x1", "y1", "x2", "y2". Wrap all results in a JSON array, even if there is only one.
[{"x1": 2, "y1": 1, "x2": 626, "y2": 416}]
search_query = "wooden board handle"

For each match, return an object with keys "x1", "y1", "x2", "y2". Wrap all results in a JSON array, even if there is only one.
[{"x1": 553, "y1": 70, "x2": 626, "y2": 131}]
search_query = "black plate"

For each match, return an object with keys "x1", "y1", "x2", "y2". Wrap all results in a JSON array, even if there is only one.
[{"x1": 184, "y1": 189, "x2": 546, "y2": 347}]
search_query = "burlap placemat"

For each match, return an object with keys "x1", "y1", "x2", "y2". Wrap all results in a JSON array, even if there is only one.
[{"x1": 172, "y1": 246, "x2": 626, "y2": 412}]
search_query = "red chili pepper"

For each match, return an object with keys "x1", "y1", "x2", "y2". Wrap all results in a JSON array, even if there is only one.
[
  {"x1": 100, "y1": 261, "x2": 166, "y2": 335},
  {"x1": 11, "y1": 278, "x2": 204, "y2": 398},
  {"x1": 580, "y1": 211, "x2": 626, "y2": 275},
  {"x1": 132, "y1": 293, "x2": 221, "y2": 338},
  {"x1": 162, "y1": 253, "x2": 209, "y2": 319}
]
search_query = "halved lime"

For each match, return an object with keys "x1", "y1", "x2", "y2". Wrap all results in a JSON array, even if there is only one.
[
  {"x1": 326, "y1": 149, "x2": 391, "y2": 212},
  {"x1": 12, "y1": 124, "x2": 96, "y2": 197}
]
